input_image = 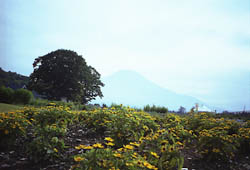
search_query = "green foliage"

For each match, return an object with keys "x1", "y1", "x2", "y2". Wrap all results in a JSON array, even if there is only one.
[
  {"x1": 27, "y1": 135, "x2": 65, "y2": 163},
  {"x1": 28, "y1": 49, "x2": 104, "y2": 104},
  {"x1": 93, "y1": 107, "x2": 157, "y2": 147},
  {"x1": 73, "y1": 107, "x2": 184, "y2": 170},
  {"x1": 0, "y1": 86, "x2": 33, "y2": 105},
  {"x1": 0, "y1": 86, "x2": 14, "y2": 103},
  {"x1": 0, "y1": 111, "x2": 31, "y2": 149},
  {"x1": 29, "y1": 98, "x2": 51, "y2": 107},
  {"x1": 183, "y1": 112, "x2": 249, "y2": 162},
  {"x1": 13, "y1": 88, "x2": 33, "y2": 104},
  {"x1": 25, "y1": 107, "x2": 71, "y2": 162},
  {"x1": 144, "y1": 105, "x2": 168, "y2": 114},
  {"x1": 0, "y1": 67, "x2": 29, "y2": 90},
  {"x1": 29, "y1": 98, "x2": 86, "y2": 110},
  {"x1": 237, "y1": 121, "x2": 250, "y2": 154},
  {"x1": 1, "y1": 105, "x2": 250, "y2": 169},
  {"x1": 215, "y1": 112, "x2": 250, "y2": 122}
]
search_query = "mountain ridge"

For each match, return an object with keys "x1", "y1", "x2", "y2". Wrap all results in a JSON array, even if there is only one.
[
  {"x1": 93, "y1": 70, "x2": 209, "y2": 111},
  {"x1": 0, "y1": 67, "x2": 29, "y2": 89}
]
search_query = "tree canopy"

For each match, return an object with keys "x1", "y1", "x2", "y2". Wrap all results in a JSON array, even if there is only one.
[{"x1": 28, "y1": 49, "x2": 104, "y2": 103}]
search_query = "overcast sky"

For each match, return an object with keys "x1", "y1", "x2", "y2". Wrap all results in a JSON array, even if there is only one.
[{"x1": 1, "y1": 0, "x2": 250, "y2": 111}]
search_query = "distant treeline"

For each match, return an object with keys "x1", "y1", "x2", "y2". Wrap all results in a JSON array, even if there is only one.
[
  {"x1": 0, "y1": 67, "x2": 29, "y2": 89},
  {"x1": 215, "y1": 111, "x2": 250, "y2": 121},
  {"x1": 143, "y1": 104, "x2": 168, "y2": 113}
]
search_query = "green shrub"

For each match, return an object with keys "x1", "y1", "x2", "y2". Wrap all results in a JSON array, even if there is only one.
[
  {"x1": 13, "y1": 88, "x2": 33, "y2": 104},
  {"x1": 144, "y1": 104, "x2": 168, "y2": 114},
  {"x1": 29, "y1": 98, "x2": 86, "y2": 110},
  {"x1": 0, "y1": 110, "x2": 31, "y2": 149},
  {"x1": 0, "y1": 86, "x2": 14, "y2": 104},
  {"x1": 29, "y1": 98, "x2": 50, "y2": 107},
  {"x1": 26, "y1": 106, "x2": 72, "y2": 162}
]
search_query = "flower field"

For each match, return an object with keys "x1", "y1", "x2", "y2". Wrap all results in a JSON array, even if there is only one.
[{"x1": 0, "y1": 104, "x2": 250, "y2": 170}]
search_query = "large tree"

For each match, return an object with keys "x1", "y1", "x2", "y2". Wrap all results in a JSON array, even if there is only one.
[{"x1": 28, "y1": 49, "x2": 104, "y2": 103}]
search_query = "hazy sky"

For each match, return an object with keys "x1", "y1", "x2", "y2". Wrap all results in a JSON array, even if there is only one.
[{"x1": 1, "y1": 0, "x2": 250, "y2": 111}]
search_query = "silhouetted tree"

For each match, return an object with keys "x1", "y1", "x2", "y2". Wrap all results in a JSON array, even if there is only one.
[
  {"x1": 178, "y1": 106, "x2": 186, "y2": 114},
  {"x1": 28, "y1": 49, "x2": 104, "y2": 103}
]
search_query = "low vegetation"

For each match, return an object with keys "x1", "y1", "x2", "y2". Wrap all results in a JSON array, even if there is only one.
[
  {"x1": 0, "y1": 103, "x2": 22, "y2": 112},
  {"x1": 143, "y1": 104, "x2": 168, "y2": 114},
  {"x1": 0, "y1": 103, "x2": 249, "y2": 170},
  {"x1": 0, "y1": 86, "x2": 33, "y2": 105}
]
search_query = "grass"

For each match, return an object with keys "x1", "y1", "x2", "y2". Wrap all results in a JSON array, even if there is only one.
[{"x1": 0, "y1": 103, "x2": 23, "y2": 112}]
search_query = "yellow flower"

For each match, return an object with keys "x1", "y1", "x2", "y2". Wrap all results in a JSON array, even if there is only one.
[
  {"x1": 168, "y1": 146, "x2": 174, "y2": 152},
  {"x1": 161, "y1": 146, "x2": 166, "y2": 152},
  {"x1": 130, "y1": 142, "x2": 140, "y2": 147},
  {"x1": 150, "y1": 152, "x2": 159, "y2": 158},
  {"x1": 135, "y1": 160, "x2": 143, "y2": 167},
  {"x1": 176, "y1": 141, "x2": 183, "y2": 146},
  {"x1": 83, "y1": 145, "x2": 93, "y2": 150},
  {"x1": 123, "y1": 145, "x2": 134, "y2": 150},
  {"x1": 126, "y1": 162, "x2": 134, "y2": 166},
  {"x1": 143, "y1": 161, "x2": 158, "y2": 170},
  {"x1": 53, "y1": 148, "x2": 58, "y2": 152},
  {"x1": 113, "y1": 153, "x2": 122, "y2": 158},
  {"x1": 143, "y1": 161, "x2": 150, "y2": 167},
  {"x1": 93, "y1": 143, "x2": 104, "y2": 148},
  {"x1": 75, "y1": 146, "x2": 81, "y2": 150},
  {"x1": 117, "y1": 148, "x2": 124, "y2": 152},
  {"x1": 132, "y1": 152, "x2": 138, "y2": 158},
  {"x1": 109, "y1": 167, "x2": 120, "y2": 170},
  {"x1": 160, "y1": 140, "x2": 168, "y2": 145},
  {"x1": 153, "y1": 134, "x2": 159, "y2": 140},
  {"x1": 75, "y1": 144, "x2": 86, "y2": 149},
  {"x1": 74, "y1": 156, "x2": 84, "y2": 162},
  {"x1": 143, "y1": 125, "x2": 149, "y2": 131},
  {"x1": 106, "y1": 142, "x2": 115, "y2": 146},
  {"x1": 212, "y1": 148, "x2": 220, "y2": 153},
  {"x1": 105, "y1": 137, "x2": 114, "y2": 142}
]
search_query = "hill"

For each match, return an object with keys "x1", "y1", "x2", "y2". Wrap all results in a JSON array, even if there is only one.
[
  {"x1": 0, "y1": 67, "x2": 29, "y2": 89},
  {"x1": 93, "y1": 70, "x2": 208, "y2": 111}
]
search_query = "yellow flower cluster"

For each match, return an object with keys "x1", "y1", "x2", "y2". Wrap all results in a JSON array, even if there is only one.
[
  {"x1": 93, "y1": 143, "x2": 104, "y2": 149},
  {"x1": 2, "y1": 105, "x2": 250, "y2": 170},
  {"x1": 0, "y1": 110, "x2": 31, "y2": 136},
  {"x1": 75, "y1": 144, "x2": 93, "y2": 150},
  {"x1": 133, "y1": 160, "x2": 158, "y2": 170},
  {"x1": 150, "y1": 152, "x2": 159, "y2": 158},
  {"x1": 74, "y1": 156, "x2": 84, "y2": 162}
]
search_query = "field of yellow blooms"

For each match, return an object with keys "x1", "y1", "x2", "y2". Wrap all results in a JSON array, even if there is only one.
[{"x1": 0, "y1": 104, "x2": 250, "y2": 170}]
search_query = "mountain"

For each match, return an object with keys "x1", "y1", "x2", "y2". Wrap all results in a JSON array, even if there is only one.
[
  {"x1": 0, "y1": 67, "x2": 29, "y2": 89},
  {"x1": 93, "y1": 70, "x2": 208, "y2": 111}
]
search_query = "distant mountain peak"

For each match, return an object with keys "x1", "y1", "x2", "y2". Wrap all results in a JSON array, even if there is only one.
[
  {"x1": 94, "y1": 69, "x2": 207, "y2": 111},
  {"x1": 107, "y1": 70, "x2": 146, "y2": 79},
  {"x1": 113, "y1": 70, "x2": 139, "y2": 75}
]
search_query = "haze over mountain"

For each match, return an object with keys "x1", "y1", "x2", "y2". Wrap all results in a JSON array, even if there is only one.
[
  {"x1": 2, "y1": 0, "x2": 249, "y2": 112},
  {"x1": 93, "y1": 70, "x2": 212, "y2": 111}
]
